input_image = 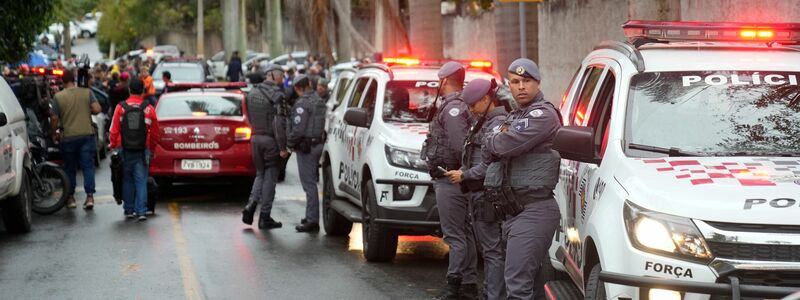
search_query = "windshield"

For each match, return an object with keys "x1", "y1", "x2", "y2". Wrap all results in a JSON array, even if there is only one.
[
  {"x1": 382, "y1": 81, "x2": 437, "y2": 123},
  {"x1": 153, "y1": 65, "x2": 204, "y2": 83},
  {"x1": 157, "y1": 95, "x2": 243, "y2": 118},
  {"x1": 627, "y1": 71, "x2": 800, "y2": 156}
]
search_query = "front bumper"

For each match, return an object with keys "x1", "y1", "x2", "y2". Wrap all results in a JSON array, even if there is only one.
[
  {"x1": 600, "y1": 271, "x2": 800, "y2": 300},
  {"x1": 373, "y1": 178, "x2": 439, "y2": 232}
]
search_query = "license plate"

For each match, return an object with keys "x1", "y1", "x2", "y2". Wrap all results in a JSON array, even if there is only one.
[{"x1": 181, "y1": 159, "x2": 212, "y2": 171}]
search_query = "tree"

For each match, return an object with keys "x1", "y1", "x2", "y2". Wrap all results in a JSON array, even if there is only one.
[
  {"x1": 51, "y1": 0, "x2": 96, "y2": 58},
  {"x1": 0, "y1": 1, "x2": 56, "y2": 63}
]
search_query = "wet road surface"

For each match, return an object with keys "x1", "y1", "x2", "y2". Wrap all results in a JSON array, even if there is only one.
[{"x1": 0, "y1": 156, "x2": 450, "y2": 299}]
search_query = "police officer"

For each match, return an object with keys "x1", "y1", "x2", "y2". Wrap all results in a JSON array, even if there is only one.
[
  {"x1": 484, "y1": 59, "x2": 561, "y2": 299},
  {"x1": 445, "y1": 79, "x2": 507, "y2": 300},
  {"x1": 242, "y1": 64, "x2": 290, "y2": 229},
  {"x1": 423, "y1": 62, "x2": 478, "y2": 299},
  {"x1": 288, "y1": 75, "x2": 327, "y2": 233}
]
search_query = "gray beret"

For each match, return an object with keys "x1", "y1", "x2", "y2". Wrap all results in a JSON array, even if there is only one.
[
  {"x1": 507, "y1": 58, "x2": 541, "y2": 81},
  {"x1": 437, "y1": 61, "x2": 465, "y2": 79},
  {"x1": 263, "y1": 63, "x2": 283, "y2": 73},
  {"x1": 462, "y1": 79, "x2": 493, "y2": 105},
  {"x1": 292, "y1": 74, "x2": 309, "y2": 86}
]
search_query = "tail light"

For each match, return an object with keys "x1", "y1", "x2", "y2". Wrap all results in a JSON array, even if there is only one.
[{"x1": 235, "y1": 127, "x2": 252, "y2": 142}]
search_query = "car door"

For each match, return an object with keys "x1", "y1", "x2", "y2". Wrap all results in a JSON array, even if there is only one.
[{"x1": 332, "y1": 76, "x2": 371, "y2": 200}]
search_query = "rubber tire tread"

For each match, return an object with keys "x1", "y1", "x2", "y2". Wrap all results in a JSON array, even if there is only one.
[
  {"x1": 31, "y1": 165, "x2": 70, "y2": 215},
  {"x1": 584, "y1": 264, "x2": 606, "y2": 300},
  {"x1": 3, "y1": 170, "x2": 32, "y2": 233},
  {"x1": 362, "y1": 180, "x2": 398, "y2": 262},
  {"x1": 322, "y1": 164, "x2": 352, "y2": 236}
]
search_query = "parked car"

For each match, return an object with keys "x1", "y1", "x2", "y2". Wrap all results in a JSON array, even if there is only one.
[
  {"x1": 269, "y1": 51, "x2": 308, "y2": 72},
  {"x1": 152, "y1": 57, "x2": 213, "y2": 95},
  {"x1": 207, "y1": 50, "x2": 259, "y2": 80},
  {"x1": 0, "y1": 77, "x2": 33, "y2": 233}
]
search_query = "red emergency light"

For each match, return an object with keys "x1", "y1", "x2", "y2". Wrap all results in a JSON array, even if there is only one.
[
  {"x1": 382, "y1": 57, "x2": 495, "y2": 71},
  {"x1": 33, "y1": 67, "x2": 47, "y2": 75},
  {"x1": 50, "y1": 69, "x2": 64, "y2": 76},
  {"x1": 623, "y1": 20, "x2": 800, "y2": 44},
  {"x1": 383, "y1": 57, "x2": 421, "y2": 66},
  {"x1": 166, "y1": 82, "x2": 248, "y2": 93}
]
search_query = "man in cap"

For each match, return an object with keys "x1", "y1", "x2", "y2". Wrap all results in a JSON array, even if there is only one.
[
  {"x1": 422, "y1": 61, "x2": 478, "y2": 299},
  {"x1": 241, "y1": 63, "x2": 290, "y2": 229},
  {"x1": 445, "y1": 78, "x2": 507, "y2": 300},
  {"x1": 287, "y1": 74, "x2": 327, "y2": 233},
  {"x1": 484, "y1": 58, "x2": 562, "y2": 299}
]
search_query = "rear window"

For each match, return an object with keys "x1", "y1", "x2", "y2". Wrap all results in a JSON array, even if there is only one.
[
  {"x1": 153, "y1": 64, "x2": 204, "y2": 82},
  {"x1": 382, "y1": 81, "x2": 438, "y2": 123},
  {"x1": 157, "y1": 95, "x2": 243, "y2": 118}
]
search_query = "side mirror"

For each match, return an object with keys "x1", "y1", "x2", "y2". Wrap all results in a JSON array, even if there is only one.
[
  {"x1": 0, "y1": 113, "x2": 7, "y2": 126},
  {"x1": 344, "y1": 108, "x2": 369, "y2": 128},
  {"x1": 553, "y1": 126, "x2": 599, "y2": 164}
]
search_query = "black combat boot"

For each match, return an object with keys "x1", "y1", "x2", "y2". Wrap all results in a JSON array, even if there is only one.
[
  {"x1": 295, "y1": 222, "x2": 319, "y2": 233},
  {"x1": 258, "y1": 212, "x2": 282, "y2": 229},
  {"x1": 437, "y1": 276, "x2": 462, "y2": 300},
  {"x1": 241, "y1": 201, "x2": 257, "y2": 225},
  {"x1": 460, "y1": 283, "x2": 478, "y2": 300}
]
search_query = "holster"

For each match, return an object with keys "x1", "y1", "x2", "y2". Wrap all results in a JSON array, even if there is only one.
[{"x1": 484, "y1": 161, "x2": 524, "y2": 221}]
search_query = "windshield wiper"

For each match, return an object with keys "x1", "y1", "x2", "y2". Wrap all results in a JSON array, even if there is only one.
[{"x1": 627, "y1": 143, "x2": 704, "y2": 157}]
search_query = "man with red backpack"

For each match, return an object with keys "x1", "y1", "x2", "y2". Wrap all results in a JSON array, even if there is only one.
[{"x1": 109, "y1": 78, "x2": 159, "y2": 221}]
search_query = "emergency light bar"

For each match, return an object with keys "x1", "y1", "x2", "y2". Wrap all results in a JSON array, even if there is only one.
[
  {"x1": 381, "y1": 57, "x2": 494, "y2": 70},
  {"x1": 623, "y1": 20, "x2": 800, "y2": 45},
  {"x1": 166, "y1": 82, "x2": 248, "y2": 93}
]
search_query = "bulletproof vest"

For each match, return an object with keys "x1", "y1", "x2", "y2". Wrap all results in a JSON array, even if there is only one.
[
  {"x1": 424, "y1": 94, "x2": 466, "y2": 168},
  {"x1": 463, "y1": 107, "x2": 506, "y2": 169},
  {"x1": 302, "y1": 94, "x2": 327, "y2": 139},
  {"x1": 484, "y1": 101, "x2": 561, "y2": 194},
  {"x1": 247, "y1": 82, "x2": 282, "y2": 136}
]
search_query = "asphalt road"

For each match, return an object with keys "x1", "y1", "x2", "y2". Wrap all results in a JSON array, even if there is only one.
[
  {"x1": 71, "y1": 37, "x2": 104, "y2": 62},
  {"x1": 0, "y1": 155, "x2": 450, "y2": 300}
]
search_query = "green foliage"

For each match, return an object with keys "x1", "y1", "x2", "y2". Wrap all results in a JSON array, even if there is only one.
[{"x1": 0, "y1": 1, "x2": 56, "y2": 63}]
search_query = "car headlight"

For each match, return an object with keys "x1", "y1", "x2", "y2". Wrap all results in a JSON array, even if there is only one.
[
  {"x1": 624, "y1": 200, "x2": 713, "y2": 263},
  {"x1": 385, "y1": 145, "x2": 427, "y2": 172}
]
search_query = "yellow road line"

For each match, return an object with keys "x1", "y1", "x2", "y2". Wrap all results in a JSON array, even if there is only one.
[{"x1": 168, "y1": 202, "x2": 205, "y2": 300}]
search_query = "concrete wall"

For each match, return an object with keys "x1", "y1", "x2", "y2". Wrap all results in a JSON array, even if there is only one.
[
  {"x1": 494, "y1": 2, "x2": 538, "y2": 75},
  {"x1": 537, "y1": 0, "x2": 627, "y2": 102},
  {"x1": 409, "y1": 0, "x2": 444, "y2": 59},
  {"x1": 680, "y1": 0, "x2": 800, "y2": 22},
  {"x1": 442, "y1": 13, "x2": 497, "y2": 62}
]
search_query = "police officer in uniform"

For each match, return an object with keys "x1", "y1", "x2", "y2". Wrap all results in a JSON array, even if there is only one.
[
  {"x1": 242, "y1": 64, "x2": 290, "y2": 229},
  {"x1": 484, "y1": 59, "x2": 561, "y2": 299},
  {"x1": 423, "y1": 62, "x2": 478, "y2": 299},
  {"x1": 288, "y1": 75, "x2": 327, "y2": 233},
  {"x1": 445, "y1": 78, "x2": 507, "y2": 300}
]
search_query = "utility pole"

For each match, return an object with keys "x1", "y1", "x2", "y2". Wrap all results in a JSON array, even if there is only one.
[
  {"x1": 335, "y1": 0, "x2": 352, "y2": 62},
  {"x1": 239, "y1": 0, "x2": 247, "y2": 58},
  {"x1": 63, "y1": 22, "x2": 72, "y2": 58},
  {"x1": 222, "y1": 0, "x2": 239, "y2": 62},
  {"x1": 197, "y1": 0, "x2": 204, "y2": 57},
  {"x1": 267, "y1": 0, "x2": 283, "y2": 56}
]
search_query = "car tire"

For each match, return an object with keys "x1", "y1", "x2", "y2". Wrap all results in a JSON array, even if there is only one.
[
  {"x1": 81, "y1": 31, "x2": 91, "y2": 39},
  {"x1": 585, "y1": 264, "x2": 606, "y2": 300},
  {"x1": 361, "y1": 180, "x2": 398, "y2": 262},
  {"x1": 154, "y1": 177, "x2": 172, "y2": 197},
  {"x1": 2, "y1": 170, "x2": 33, "y2": 234},
  {"x1": 322, "y1": 164, "x2": 352, "y2": 236}
]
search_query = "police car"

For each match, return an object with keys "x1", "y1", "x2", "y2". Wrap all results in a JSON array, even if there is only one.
[
  {"x1": 322, "y1": 57, "x2": 500, "y2": 261},
  {"x1": 547, "y1": 21, "x2": 800, "y2": 299},
  {"x1": 149, "y1": 82, "x2": 255, "y2": 188}
]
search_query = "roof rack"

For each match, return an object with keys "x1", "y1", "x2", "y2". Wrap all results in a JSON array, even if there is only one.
[{"x1": 594, "y1": 41, "x2": 646, "y2": 73}]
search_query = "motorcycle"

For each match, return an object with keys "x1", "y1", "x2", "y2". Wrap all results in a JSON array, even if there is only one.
[{"x1": 28, "y1": 130, "x2": 71, "y2": 215}]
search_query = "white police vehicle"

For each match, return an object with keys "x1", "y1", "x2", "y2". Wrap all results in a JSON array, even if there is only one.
[
  {"x1": 322, "y1": 57, "x2": 500, "y2": 261},
  {"x1": 547, "y1": 21, "x2": 800, "y2": 299},
  {"x1": 0, "y1": 77, "x2": 32, "y2": 233}
]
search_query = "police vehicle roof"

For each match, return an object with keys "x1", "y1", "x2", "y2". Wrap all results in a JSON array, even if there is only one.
[
  {"x1": 359, "y1": 65, "x2": 500, "y2": 83},
  {"x1": 632, "y1": 44, "x2": 800, "y2": 72}
]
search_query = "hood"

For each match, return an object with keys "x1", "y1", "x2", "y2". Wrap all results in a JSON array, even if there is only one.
[
  {"x1": 381, "y1": 122, "x2": 428, "y2": 151},
  {"x1": 616, "y1": 156, "x2": 800, "y2": 225}
]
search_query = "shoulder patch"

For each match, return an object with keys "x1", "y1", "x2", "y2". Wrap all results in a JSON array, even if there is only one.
[
  {"x1": 448, "y1": 108, "x2": 460, "y2": 117},
  {"x1": 529, "y1": 109, "x2": 543, "y2": 118},
  {"x1": 296, "y1": 107, "x2": 304, "y2": 114},
  {"x1": 293, "y1": 115, "x2": 302, "y2": 124},
  {"x1": 513, "y1": 119, "x2": 529, "y2": 131}
]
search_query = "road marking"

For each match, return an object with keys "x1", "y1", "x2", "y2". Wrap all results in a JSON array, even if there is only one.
[{"x1": 168, "y1": 202, "x2": 205, "y2": 300}]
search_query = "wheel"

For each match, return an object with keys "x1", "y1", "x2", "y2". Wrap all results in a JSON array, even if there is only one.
[
  {"x1": 81, "y1": 31, "x2": 91, "y2": 38},
  {"x1": 585, "y1": 264, "x2": 606, "y2": 300},
  {"x1": 322, "y1": 164, "x2": 352, "y2": 236},
  {"x1": 30, "y1": 165, "x2": 70, "y2": 215},
  {"x1": 361, "y1": 180, "x2": 398, "y2": 262},
  {"x1": 154, "y1": 177, "x2": 172, "y2": 198},
  {"x1": 2, "y1": 169, "x2": 32, "y2": 233}
]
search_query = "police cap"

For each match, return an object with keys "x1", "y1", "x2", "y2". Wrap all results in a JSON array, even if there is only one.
[
  {"x1": 437, "y1": 61, "x2": 465, "y2": 80},
  {"x1": 507, "y1": 58, "x2": 541, "y2": 81},
  {"x1": 462, "y1": 79, "x2": 497, "y2": 105}
]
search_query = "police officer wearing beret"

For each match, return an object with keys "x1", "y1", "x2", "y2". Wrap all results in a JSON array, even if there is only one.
[
  {"x1": 445, "y1": 78, "x2": 508, "y2": 300},
  {"x1": 423, "y1": 61, "x2": 478, "y2": 299},
  {"x1": 242, "y1": 63, "x2": 290, "y2": 229},
  {"x1": 484, "y1": 58, "x2": 561, "y2": 299},
  {"x1": 288, "y1": 74, "x2": 328, "y2": 233}
]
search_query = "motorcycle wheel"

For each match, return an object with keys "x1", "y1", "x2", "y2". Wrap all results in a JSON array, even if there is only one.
[{"x1": 31, "y1": 165, "x2": 72, "y2": 215}]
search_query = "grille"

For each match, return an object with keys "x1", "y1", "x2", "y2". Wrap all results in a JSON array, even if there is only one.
[
  {"x1": 707, "y1": 242, "x2": 800, "y2": 262},
  {"x1": 706, "y1": 221, "x2": 800, "y2": 234},
  {"x1": 710, "y1": 271, "x2": 800, "y2": 300}
]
